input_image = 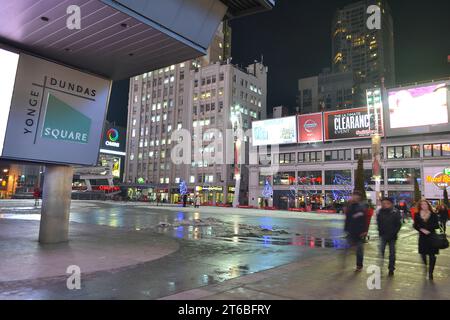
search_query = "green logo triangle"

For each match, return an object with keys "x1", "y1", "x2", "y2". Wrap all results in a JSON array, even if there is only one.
[{"x1": 42, "y1": 94, "x2": 91, "y2": 144}]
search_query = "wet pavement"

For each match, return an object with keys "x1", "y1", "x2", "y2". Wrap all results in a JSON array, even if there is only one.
[{"x1": 1, "y1": 200, "x2": 447, "y2": 300}]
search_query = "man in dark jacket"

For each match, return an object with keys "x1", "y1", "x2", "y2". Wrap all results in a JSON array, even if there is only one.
[
  {"x1": 377, "y1": 198, "x2": 402, "y2": 276},
  {"x1": 344, "y1": 191, "x2": 369, "y2": 271}
]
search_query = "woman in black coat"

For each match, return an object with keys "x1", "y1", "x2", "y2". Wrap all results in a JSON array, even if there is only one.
[{"x1": 413, "y1": 200, "x2": 440, "y2": 280}]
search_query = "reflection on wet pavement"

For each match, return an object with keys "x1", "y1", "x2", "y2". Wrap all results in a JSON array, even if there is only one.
[{"x1": 0, "y1": 201, "x2": 348, "y2": 299}]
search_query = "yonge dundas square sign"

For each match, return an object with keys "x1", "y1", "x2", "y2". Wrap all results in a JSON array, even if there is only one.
[{"x1": 0, "y1": 49, "x2": 111, "y2": 166}]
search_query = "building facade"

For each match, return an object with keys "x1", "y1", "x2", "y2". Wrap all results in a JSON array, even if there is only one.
[
  {"x1": 124, "y1": 24, "x2": 267, "y2": 204},
  {"x1": 249, "y1": 133, "x2": 450, "y2": 210}
]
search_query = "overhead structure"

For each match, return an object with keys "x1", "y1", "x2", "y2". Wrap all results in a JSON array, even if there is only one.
[{"x1": 0, "y1": 0, "x2": 274, "y2": 80}]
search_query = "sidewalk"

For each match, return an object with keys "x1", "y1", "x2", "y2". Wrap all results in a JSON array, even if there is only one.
[
  {"x1": 0, "y1": 219, "x2": 179, "y2": 284},
  {"x1": 161, "y1": 233, "x2": 450, "y2": 300}
]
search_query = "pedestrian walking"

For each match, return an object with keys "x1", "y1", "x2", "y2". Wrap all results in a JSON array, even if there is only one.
[
  {"x1": 377, "y1": 197, "x2": 402, "y2": 276},
  {"x1": 33, "y1": 186, "x2": 41, "y2": 207},
  {"x1": 344, "y1": 191, "x2": 369, "y2": 272},
  {"x1": 413, "y1": 200, "x2": 440, "y2": 280},
  {"x1": 156, "y1": 194, "x2": 161, "y2": 207},
  {"x1": 182, "y1": 194, "x2": 188, "y2": 207},
  {"x1": 437, "y1": 204, "x2": 448, "y2": 233},
  {"x1": 195, "y1": 194, "x2": 201, "y2": 208}
]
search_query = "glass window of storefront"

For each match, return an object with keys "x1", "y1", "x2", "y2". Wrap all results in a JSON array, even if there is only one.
[
  {"x1": 279, "y1": 152, "x2": 296, "y2": 164},
  {"x1": 387, "y1": 145, "x2": 420, "y2": 159},
  {"x1": 354, "y1": 169, "x2": 384, "y2": 185},
  {"x1": 354, "y1": 147, "x2": 384, "y2": 160},
  {"x1": 297, "y1": 171, "x2": 322, "y2": 185},
  {"x1": 273, "y1": 172, "x2": 295, "y2": 185},
  {"x1": 423, "y1": 143, "x2": 450, "y2": 158},
  {"x1": 298, "y1": 151, "x2": 322, "y2": 163},
  {"x1": 259, "y1": 174, "x2": 272, "y2": 185},
  {"x1": 325, "y1": 170, "x2": 352, "y2": 185},
  {"x1": 324, "y1": 149, "x2": 351, "y2": 162},
  {"x1": 387, "y1": 168, "x2": 420, "y2": 185},
  {"x1": 388, "y1": 191, "x2": 413, "y2": 205}
]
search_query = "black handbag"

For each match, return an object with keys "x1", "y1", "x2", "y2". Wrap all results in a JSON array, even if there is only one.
[{"x1": 430, "y1": 226, "x2": 449, "y2": 250}]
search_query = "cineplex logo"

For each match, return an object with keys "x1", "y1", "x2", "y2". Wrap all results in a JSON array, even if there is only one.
[{"x1": 26, "y1": 76, "x2": 94, "y2": 144}]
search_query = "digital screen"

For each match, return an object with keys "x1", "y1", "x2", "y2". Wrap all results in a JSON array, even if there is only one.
[
  {"x1": 0, "y1": 49, "x2": 19, "y2": 154},
  {"x1": 252, "y1": 116, "x2": 297, "y2": 146},
  {"x1": 388, "y1": 83, "x2": 448, "y2": 129}
]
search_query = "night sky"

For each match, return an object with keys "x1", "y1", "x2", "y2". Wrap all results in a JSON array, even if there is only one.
[{"x1": 107, "y1": 0, "x2": 450, "y2": 126}]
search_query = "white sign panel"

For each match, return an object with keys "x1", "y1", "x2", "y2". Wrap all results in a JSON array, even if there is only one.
[
  {"x1": 252, "y1": 116, "x2": 297, "y2": 146},
  {"x1": 0, "y1": 49, "x2": 19, "y2": 154},
  {"x1": 423, "y1": 167, "x2": 450, "y2": 199},
  {"x1": 0, "y1": 52, "x2": 111, "y2": 166}
]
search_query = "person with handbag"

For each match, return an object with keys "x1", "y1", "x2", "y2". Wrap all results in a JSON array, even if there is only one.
[{"x1": 413, "y1": 200, "x2": 440, "y2": 280}]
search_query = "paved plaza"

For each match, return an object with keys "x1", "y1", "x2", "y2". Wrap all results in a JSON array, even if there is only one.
[{"x1": 0, "y1": 200, "x2": 449, "y2": 300}]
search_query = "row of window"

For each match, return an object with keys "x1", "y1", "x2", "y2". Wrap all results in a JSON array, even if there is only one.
[
  {"x1": 275, "y1": 144, "x2": 450, "y2": 164},
  {"x1": 260, "y1": 168, "x2": 421, "y2": 186}
]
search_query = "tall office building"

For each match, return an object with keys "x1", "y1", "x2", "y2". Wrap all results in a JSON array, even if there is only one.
[
  {"x1": 124, "y1": 23, "x2": 267, "y2": 204},
  {"x1": 332, "y1": 0, "x2": 395, "y2": 99}
]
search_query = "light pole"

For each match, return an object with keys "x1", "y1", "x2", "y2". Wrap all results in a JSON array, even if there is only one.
[
  {"x1": 366, "y1": 87, "x2": 383, "y2": 209},
  {"x1": 230, "y1": 112, "x2": 242, "y2": 208}
]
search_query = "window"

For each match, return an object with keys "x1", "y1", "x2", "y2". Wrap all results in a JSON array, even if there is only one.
[
  {"x1": 424, "y1": 143, "x2": 450, "y2": 157},
  {"x1": 298, "y1": 151, "x2": 322, "y2": 163},
  {"x1": 354, "y1": 148, "x2": 371, "y2": 160},
  {"x1": 297, "y1": 171, "x2": 322, "y2": 185},
  {"x1": 325, "y1": 170, "x2": 352, "y2": 185},
  {"x1": 387, "y1": 145, "x2": 420, "y2": 159},
  {"x1": 219, "y1": 73, "x2": 224, "y2": 81},
  {"x1": 324, "y1": 149, "x2": 351, "y2": 161},
  {"x1": 279, "y1": 153, "x2": 296, "y2": 164},
  {"x1": 273, "y1": 172, "x2": 295, "y2": 185},
  {"x1": 387, "y1": 168, "x2": 420, "y2": 185},
  {"x1": 190, "y1": 176, "x2": 195, "y2": 183}
]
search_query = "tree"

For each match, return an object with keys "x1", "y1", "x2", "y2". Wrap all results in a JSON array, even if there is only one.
[
  {"x1": 354, "y1": 155, "x2": 367, "y2": 200},
  {"x1": 414, "y1": 177, "x2": 421, "y2": 204},
  {"x1": 444, "y1": 188, "x2": 449, "y2": 207}
]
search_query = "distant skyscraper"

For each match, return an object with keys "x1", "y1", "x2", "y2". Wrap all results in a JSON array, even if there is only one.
[{"x1": 332, "y1": 0, "x2": 395, "y2": 101}]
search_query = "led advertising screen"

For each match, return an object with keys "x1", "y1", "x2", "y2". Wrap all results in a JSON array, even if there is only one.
[
  {"x1": 0, "y1": 48, "x2": 19, "y2": 155},
  {"x1": 100, "y1": 124, "x2": 126, "y2": 156},
  {"x1": 324, "y1": 107, "x2": 384, "y2": 141},
  {"x1": 0, "y1": 53, "x2": 112, "y2": 166},
  {"x1": 252, "y1": 116, "x2": 297, "y2": 146},
  {"x1": 385, "y1": 82, "x2": 450, "y2": 136},
  {"x1": 298, "y1": 113, "x2": 323, "y2": 143}
]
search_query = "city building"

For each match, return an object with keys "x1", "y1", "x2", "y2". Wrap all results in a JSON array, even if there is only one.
[
  {"x1": 332, "y1": 0, "x2": 395, "y2": 101},
  {"x1": 124, "y1": 24, "x2": 268, "y2": 204},
  {"x1": 298, "y1": 0, "x2": 395, "y2": 113},
  {"x1": 298, "y1": 69, "x2": 354, "y2": 114},
  {"x1": 250, "y1": 80, "x2": 450, "y2": 210},
  {"x1": 273, "y1": 106, "x2": 290, "y2": 118}
]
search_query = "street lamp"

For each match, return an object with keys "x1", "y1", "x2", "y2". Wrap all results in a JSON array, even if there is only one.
[{"x1": 230, "y1": 110, "x2": 242, "y2": 208}]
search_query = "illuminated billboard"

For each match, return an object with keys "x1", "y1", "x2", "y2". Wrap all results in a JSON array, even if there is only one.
[
  {"x1": 385, "y1": 82, "x2": 450, "y2": 136},
  {"x1": 324, "y1": 107, "x2": 384, "y2": 141},
  {"x1": 424, "y1": 167, "x2": 450, "y2": 199},
  {"x1": 252, "y1": 116, "x2": 297, "y2": 146},
  {"x1": 298, "y1": 113, "x2": 323, "y2": 143}
]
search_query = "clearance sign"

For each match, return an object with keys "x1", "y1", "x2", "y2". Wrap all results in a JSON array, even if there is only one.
[{"x1": 323, "y1": 107, "x2": 384, "y2": 141}]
